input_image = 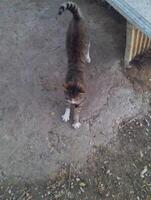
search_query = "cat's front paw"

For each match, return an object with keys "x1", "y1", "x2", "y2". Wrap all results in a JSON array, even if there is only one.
[
  {"x1": 62, "y1": 108, "x2": 70, "y2": 122},
  {"x1": 72, "y1": 122, "x2": 81, "y2": 129},
  {"x1": 62, "y1": 113, "x2": 70, "y2": 122}
]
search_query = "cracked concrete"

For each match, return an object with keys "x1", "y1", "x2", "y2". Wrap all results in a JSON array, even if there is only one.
[{"x1": 0, "y1": 0, "x2": 150, "y2": 182}]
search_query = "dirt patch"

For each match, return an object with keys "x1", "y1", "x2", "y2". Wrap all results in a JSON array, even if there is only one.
[{"x1": 1, "y1": 112, "x2": 151, "y2": 200}]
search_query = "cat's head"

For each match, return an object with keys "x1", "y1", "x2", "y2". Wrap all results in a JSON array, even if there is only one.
[{"x1": 63, "y1": 82, "x2": 85, "y2": 105}]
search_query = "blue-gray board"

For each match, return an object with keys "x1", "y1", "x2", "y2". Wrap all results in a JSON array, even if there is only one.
[{"x1": 106, "y1": 0, "x2": 151, "y2": 38}]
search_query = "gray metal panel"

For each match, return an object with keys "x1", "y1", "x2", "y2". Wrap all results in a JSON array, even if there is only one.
[{"x1": 106, "y1": 0, "x2": 151, "y2": 38}]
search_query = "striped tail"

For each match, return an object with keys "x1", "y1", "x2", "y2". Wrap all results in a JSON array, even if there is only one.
[{"x1": 58, "y1": 2, "x2": 82, "y2": 20}]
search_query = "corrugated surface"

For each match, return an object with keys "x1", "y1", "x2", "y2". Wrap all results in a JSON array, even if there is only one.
[
  {"x1": 125, "y1": 22, "x2": 151, "y2": 64},
  {"x1": 130, "y1": 27, "x2": 151, "y2": 61}
]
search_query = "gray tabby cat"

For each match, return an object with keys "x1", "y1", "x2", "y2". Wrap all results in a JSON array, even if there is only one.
[{"x1": 58, "y1": 2, "x2": 91, "y2": 129}]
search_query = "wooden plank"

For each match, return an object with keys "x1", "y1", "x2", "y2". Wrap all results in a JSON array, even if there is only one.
[
  {"x1": 133, "y1": 28, "x2": 140, "y2": 58},
  {"x1": 137, "y1": 32, "x2": 144, "y2": 55},
  {"x1": 124, "y1": 22, "x2": 151, "y2": 66},
  {"x1": 124, "y1": 22, "x2": 135, "y2": 65}
]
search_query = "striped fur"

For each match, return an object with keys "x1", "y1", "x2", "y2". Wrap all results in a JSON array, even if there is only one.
[
  {"x1": 58, "y1": 2, "x2": 82, "y2": 20},
  {"x1": 59, "y1": 2, "x2": 90, "y2": 128}
]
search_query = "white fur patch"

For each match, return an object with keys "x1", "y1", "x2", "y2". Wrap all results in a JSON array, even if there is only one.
[
  {"x1": 86, "y1": 56, "x2": 91, "y2": 63},
  {"x1": 86, "y1": 43, "x2": 91, "y2": 63},
  {"x1": 72, "y1": 122, "x2": 81, "y2": 129},
  {"x1": 62, "y1": 108, "x2": 70, "y2": 122}
]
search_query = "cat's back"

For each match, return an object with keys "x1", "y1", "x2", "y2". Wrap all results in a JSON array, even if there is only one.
[
  {"x1": 67, "y1": 18, "x2": 88, "y2": 42},
  {"x1": 66, "y1": 18, "x2": 89, "y2": 64}
]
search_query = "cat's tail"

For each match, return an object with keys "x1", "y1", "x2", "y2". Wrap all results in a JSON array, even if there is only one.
[{"x1": 58, "y1": 2, "x2": 82, "y2": 20}]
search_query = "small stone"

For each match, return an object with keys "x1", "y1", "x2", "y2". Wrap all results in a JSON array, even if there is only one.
[
  {"x1": 79, "y1": 182, "x2": 86, "y2": 187},
  {"x1": 116, "y1": 176, "x2": 121, "y2": 180},
  {"x1": 106, "y1": 170, "x2": 112, "y2": 175},
  {"x1": 140, "y1": 166, "x2": 148, "y2": 178},
  {"x1": 140, "y1": 150, "x2": 143, "y2": 158},
  {"x1": 80, "y1": 187, "x2": 85, "y2": 193},
  {"x1": 76, "y1": 177, "x2": 80, "y2": 182},
  {"x1": 26, "y1": 192, "x2": 29, "y2": 197}
]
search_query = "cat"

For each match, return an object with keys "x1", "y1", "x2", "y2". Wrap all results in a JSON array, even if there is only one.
[{"x1": 58, "y1": 1, "x2": 91, "y2": 129}]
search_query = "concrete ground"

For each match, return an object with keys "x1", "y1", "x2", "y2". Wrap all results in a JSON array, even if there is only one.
[{"x1": 0, "y1": 0, "x2": 150, "y2": 196}]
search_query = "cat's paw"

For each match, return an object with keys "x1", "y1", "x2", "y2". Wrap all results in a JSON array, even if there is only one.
[
  {"x1": 72, "y1": 122, "x2": 81, "y2": 129},
  {"x1": 62, "y1": 108, "x2": 70, "y2": 122},
  {"x1": 86, "y1": 57, "x2": 91, "y2": 63},
  {"x1": 62, "y1": 113, "x2": 70, "y2": 122}
]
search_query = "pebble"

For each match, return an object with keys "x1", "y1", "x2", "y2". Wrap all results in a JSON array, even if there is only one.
[
  {"x1": 80, "y1": 187, "x2": 85, "y2": 193},
  {"x1": 140, "y1": 150, "x2": 143, "y2": 158},
  {"x1": 76, "y1": 177, "x2": 80, "y2": 182},
  {"x1": 116, "y1": 176, "x2": 121, "y2": 180},
  {"x1": 140, "y1": 166, "x2": 148, "y2": 178},
  {"x1": 79, "y1": 182, "x2": 86, "y2": 187}
]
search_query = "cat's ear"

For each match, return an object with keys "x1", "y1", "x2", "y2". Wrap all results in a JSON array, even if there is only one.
[
  {"x1": 62, "y1": 83, "x2": 68, "y2": 89},
  {"x1": 79, "y1": 87, "x2": 85, "y2": 93},
  {"x1": 77, "y1": 84, "x2": 85, "y2": 93}
]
